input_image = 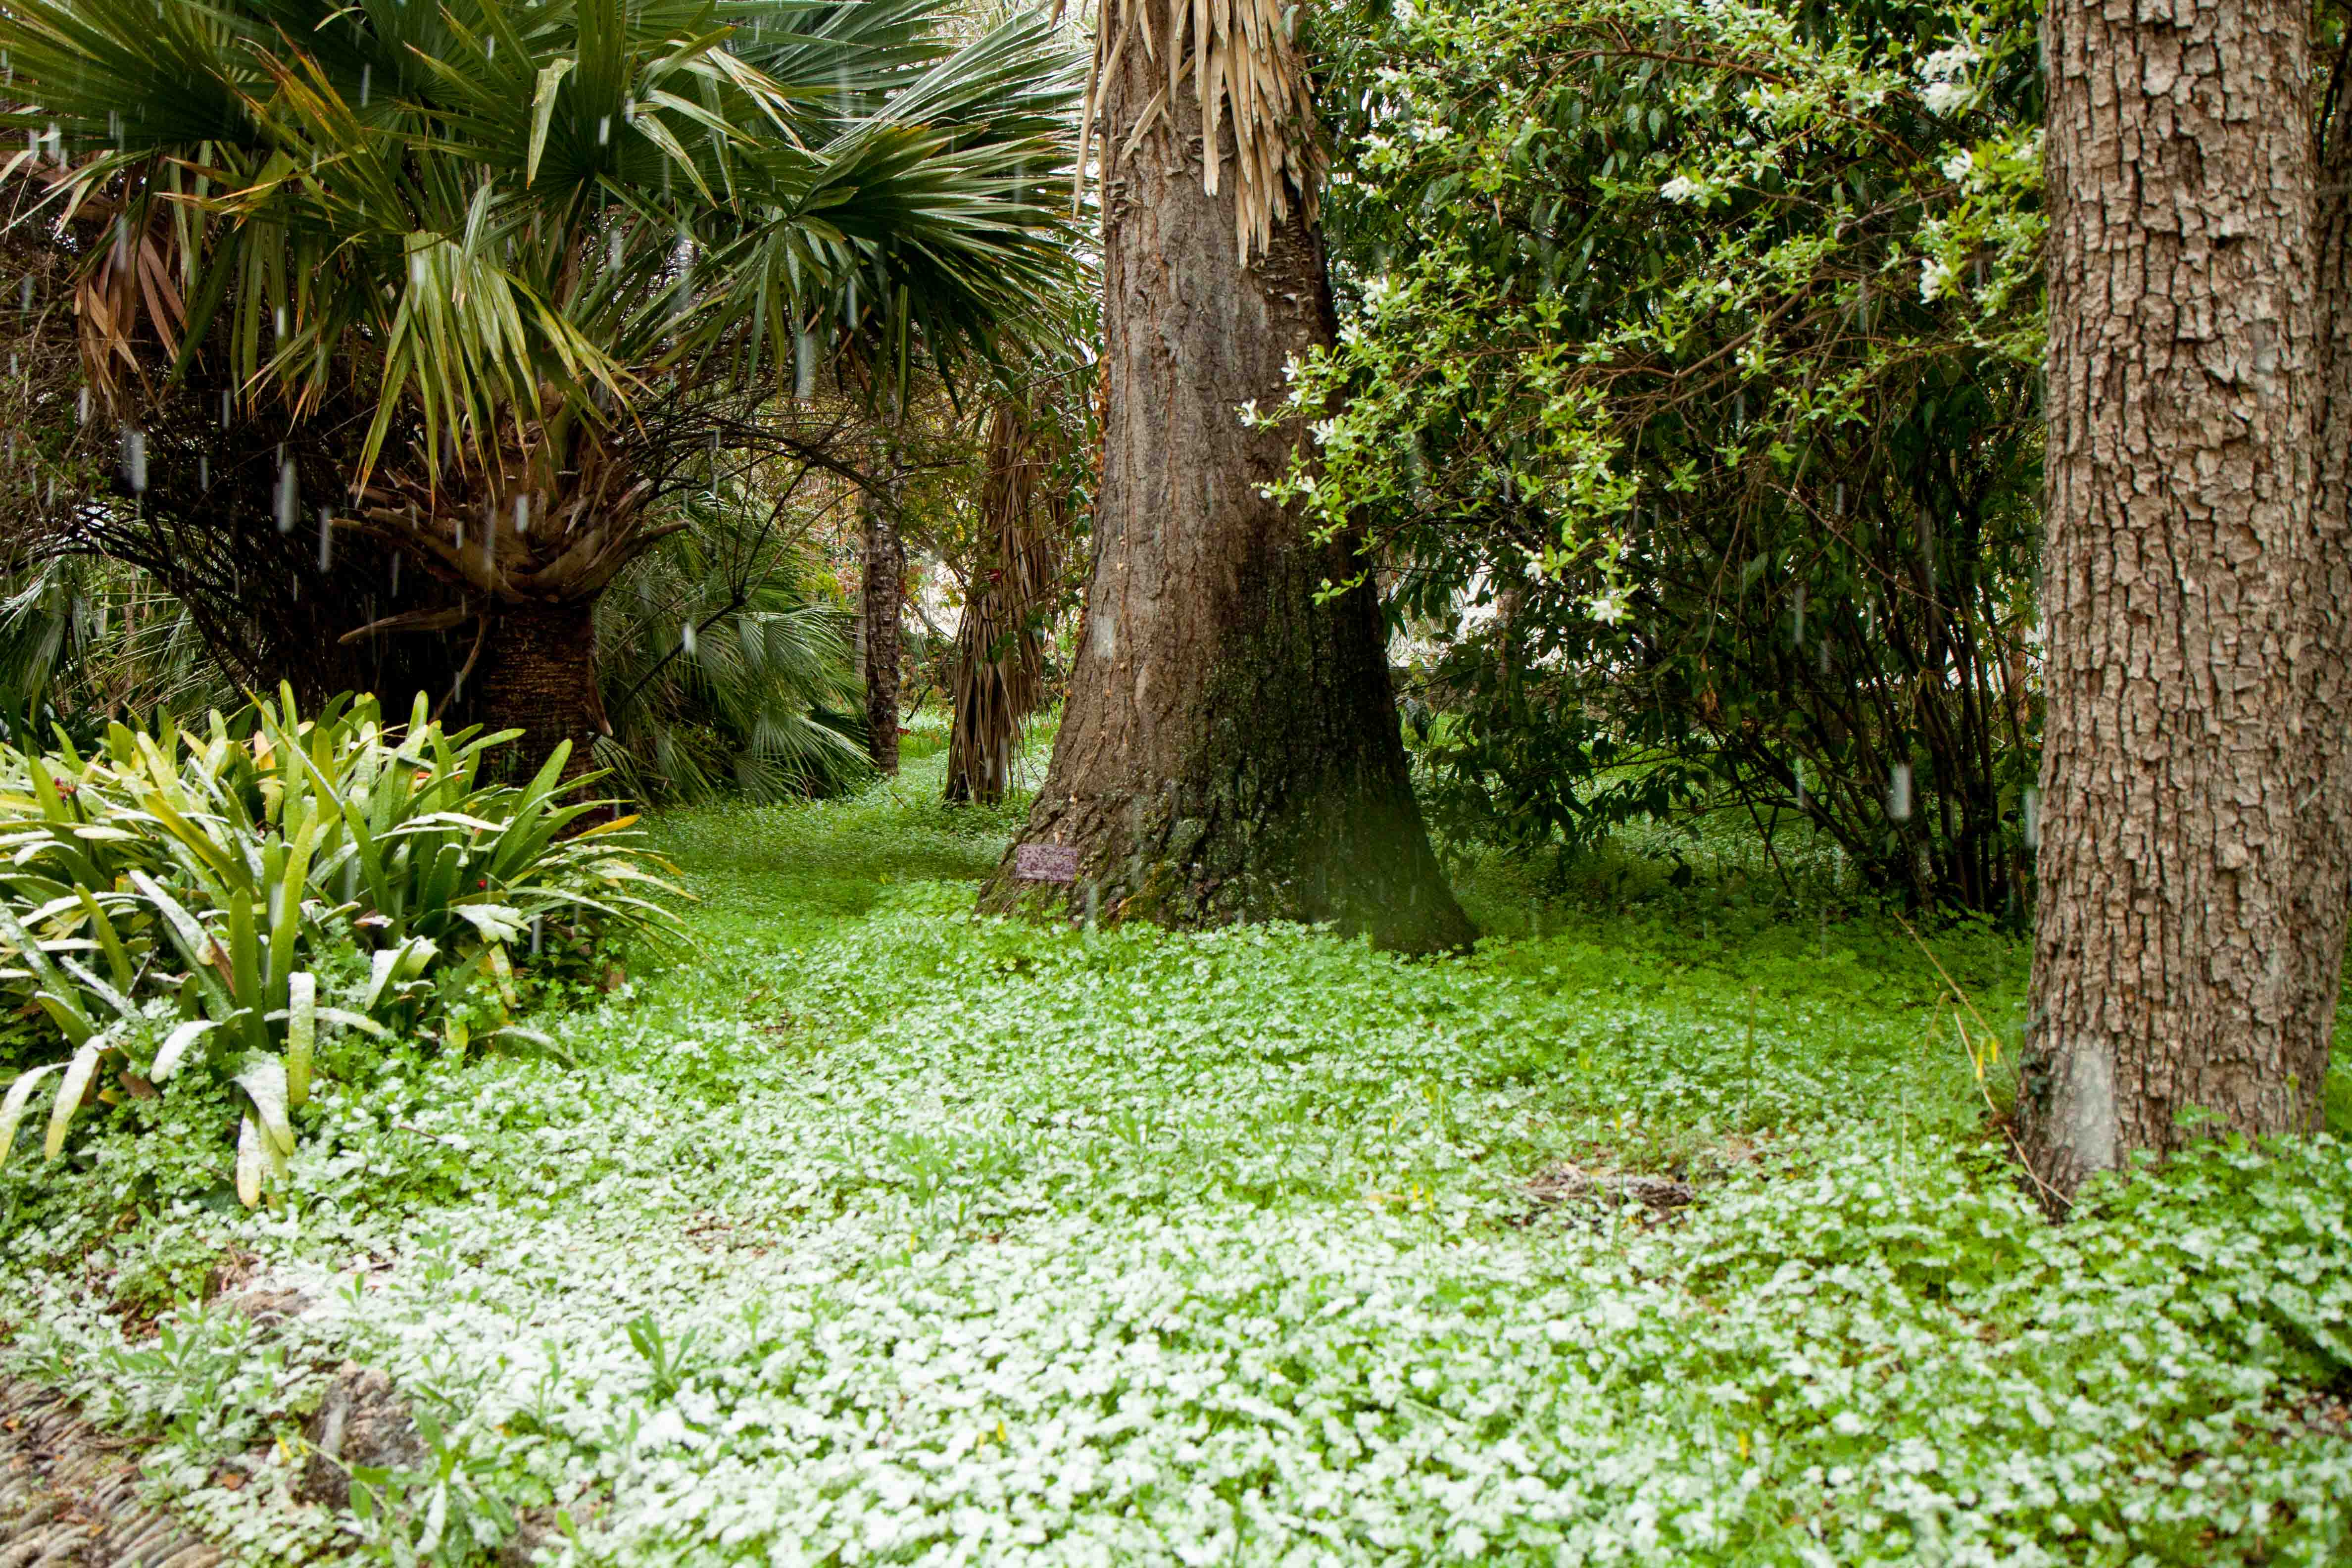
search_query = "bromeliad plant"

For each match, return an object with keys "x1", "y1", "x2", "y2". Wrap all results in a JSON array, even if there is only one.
[{"x1": 0, "y1": 687, "x2": 681, "y2": 1202}]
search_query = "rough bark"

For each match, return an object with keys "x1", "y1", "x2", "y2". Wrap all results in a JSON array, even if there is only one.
[
  {"x1": 2293, "y1": 41, "x2": 2352, "y2": 1129},
  {"x1": 976, "y1": 1, "x2": 1472, "y2": 952},
  {"x1": 2021, "y1": 0, "x2": 2322, "y2": 1203},
  {"x1": 472, "y1": 600, "x2": 606, "y2": 787},
  {"x1": 861, "y1": 492, "x2": 905, "y2": 775}
]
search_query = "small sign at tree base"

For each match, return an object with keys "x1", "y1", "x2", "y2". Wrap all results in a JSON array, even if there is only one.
[{"x1": 1015, "y1": 843, "x2": 1080, "y2": 883}]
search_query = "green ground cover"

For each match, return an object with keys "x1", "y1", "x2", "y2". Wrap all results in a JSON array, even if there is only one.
[{"x1": 2, "y1": 723, "x2": 2348, "y2": 1566}]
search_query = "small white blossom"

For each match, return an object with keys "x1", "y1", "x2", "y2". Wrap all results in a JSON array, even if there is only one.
[
  {"x1": 1918, "y1": 43, "x2": 1980, "y2": 116},
  {"x1": 1919, "y1": 43, "x2": 1980, "y2": 81},
  {"x1": 1923, "y1": 80, "x2": 1973, "y2": 116}
]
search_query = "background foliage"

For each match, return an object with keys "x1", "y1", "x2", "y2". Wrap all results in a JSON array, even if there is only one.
[{"x1": 1295, "y1": 0, "x2": 2048, "y2": 911}]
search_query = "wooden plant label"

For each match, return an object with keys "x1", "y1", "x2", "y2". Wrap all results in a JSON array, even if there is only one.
[{"x1": 1014, "y1": 843, "x2": 1080, "y2": 883}]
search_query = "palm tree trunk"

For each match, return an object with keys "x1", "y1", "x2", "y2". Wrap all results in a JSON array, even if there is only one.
[
  {"x1": 474, "y1": 601, "x2": 605, "y2": 786},
  {"x1": 977, "y1": 0, "x2": 1471, "y2": 952},
  {"x1": 861, "y1": 492, "x2": 905, "y2": 775},
  {"x1": 947, "y1": 399, "x2": 1060, "y2": 806}
]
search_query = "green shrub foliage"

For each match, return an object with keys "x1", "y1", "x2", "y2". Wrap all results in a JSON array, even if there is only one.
[{"x1": 1293, "y1": 0, "x2": 2046, "y2": 910}]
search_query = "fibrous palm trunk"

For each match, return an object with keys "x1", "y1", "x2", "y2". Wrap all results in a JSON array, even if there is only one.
[
  {"x1": 473, "y1": 602, "x2": 605, "y2": 781},
  {"x1": 978, "y1": 0, "x2": 1471, "y2": 951},
  {"x1": 946, "y1": 399, "x2": 1061, "y2": 805},
  {"x1": 344, "y1": 427, "x2": 661, "y2": 786},
  {"x1": 861, "y1": 489, "x2": 905, "y2": 775},
  {"x1": 2021, "y1": 0, "x2": 2325, "y2": 1202}
]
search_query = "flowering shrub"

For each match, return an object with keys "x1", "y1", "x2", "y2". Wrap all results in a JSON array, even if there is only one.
[{"x1": 1278, "y1": 0, "x2": 2049, "y2": 911}]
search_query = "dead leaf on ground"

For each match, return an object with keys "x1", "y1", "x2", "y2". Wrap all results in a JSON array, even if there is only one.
[{"x1": 1525, "y1": 1163, "x2": 1696, "y2": 1226}]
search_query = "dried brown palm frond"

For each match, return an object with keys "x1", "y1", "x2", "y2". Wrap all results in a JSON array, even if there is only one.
[
  {"x1": 1075, "y1": 0, "x2": 1326, "y2": 264},
  {"x1": 340, "y1": 427, "x2": 672, "y2": 615},
  {"x1": 945, "y1": 397, "x2": 1067, "y2": 805},
  {"x1": 59, "y1": 167, "x2": 193, "y2": 406}
]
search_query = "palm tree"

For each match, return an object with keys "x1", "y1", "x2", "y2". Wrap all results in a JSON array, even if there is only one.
[
  {"x1": 977, "y1": 0, "x2": 1470, "y2": 949},
  {"x1": 944, "y1": 382, "x2": 1079, "y2": 805},
  {"x1": 593, "y1": 479, "x2": 870, "y2": 802},
  {"x1": 0, "y1": 203, "x2": 463, "y2": 715},
  {"x1": 0, "y1": 0, "x2": 1078, "y2": 779}
]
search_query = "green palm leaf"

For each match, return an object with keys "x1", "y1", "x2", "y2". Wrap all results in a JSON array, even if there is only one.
[{"x1": 0, "y1": 0, "x2": 1080, "y2": 469}]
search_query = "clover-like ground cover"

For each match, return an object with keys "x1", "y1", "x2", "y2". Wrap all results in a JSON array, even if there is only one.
[{"x1": 1, "y1": 726, "x2": 2348, "y2": 1567}]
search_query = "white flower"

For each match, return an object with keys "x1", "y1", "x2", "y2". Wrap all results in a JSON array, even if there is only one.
[
  {"x1": 1923, "y1": 79, "x2": 1974, "y2": 116},
  {"x1": 1659, "y1": 175, "x2": 1706, "y2": 204},
  {"x1": 641, "y1": 1407, "x2": 695, "y2": 1449},
  {"x1": 1918, "y1": 257, "x2": 1956, "y2": 303},
  {"x1": 1236, "y1": 399, "x2": 1259, "y2": 426},
  {"x1": 1588, "y1": 591, "x2": 1628, "y2": 625},
  {"x1": 1919, "y1": 43, "x2": 1980, "y2": 82},
  {"x1": 1939, "y1": 149, "x2": 1973, "y2": 184},
  {"x1": 1918, "y1": 43, "x2": 1980, "y2": 116}
]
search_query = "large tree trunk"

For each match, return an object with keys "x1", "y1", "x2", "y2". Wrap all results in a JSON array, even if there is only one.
[
  {"x1": 2020, "y1": 0, "x2": 2322, "y2": 1203},
  {"x1": 861, "y1": 492, "x2": 905, "y2": 775},
  {"x1": 472, "y1": 601, "x2": 606, "y2": 787},
  {"x1": 2293, "y1": 46, "x2": 2352, "y2": 1135},
  {"x1": 976, "y1": 0, "x2": 1472, "y2": 953}
]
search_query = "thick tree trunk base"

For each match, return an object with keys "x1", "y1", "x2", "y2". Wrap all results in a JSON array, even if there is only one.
[
  {"x1": 976, "y1": 25, "x2": 1471, "y2": 955},
  {"x1": 471, "y1": 602, "x2": 606, "y2": 792},
  {"x1": 979, "y1": 577, "x2": 1475, "y2": 953},
  {"x1": 2019, "y1": 0, "x2": 2323, "y2": 1206}
]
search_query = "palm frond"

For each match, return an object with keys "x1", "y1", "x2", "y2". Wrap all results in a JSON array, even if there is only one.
[
  {"x1": 0, "y1": 0, "x2": 1082, "y2": 468},
  {"x1": 593, "y1": 492, "x2": 867, "y2": 803}
]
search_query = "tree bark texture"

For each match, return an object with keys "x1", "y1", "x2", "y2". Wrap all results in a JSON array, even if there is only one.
[
  {"x1": 977, "y1": 1, "x2": 1473, "y2": 952},
  {"x1": 861, "y1": 493, "x2": 905, "y2": 775},
  {"x1": 471, "y1": 601, "x2": 606, "y2": 788},
  {"x1": 2022, "y1": 0, "x2": 2324, "y2": 1202},
  {"x1": 2291, "y1": 48, "x2": 2352, "y2": 1129}
]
